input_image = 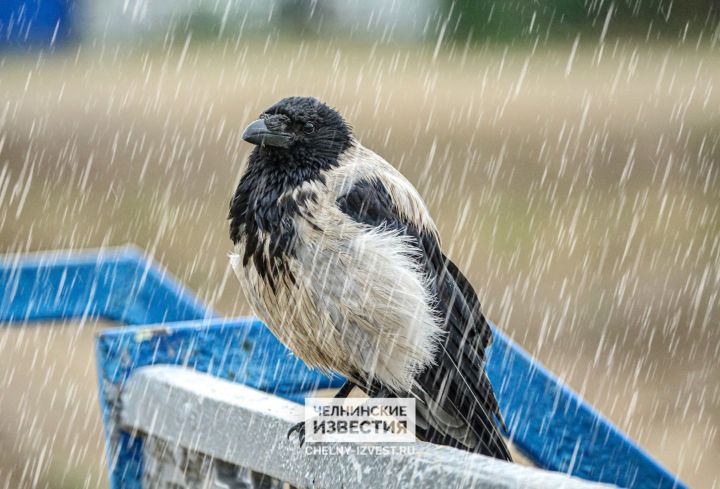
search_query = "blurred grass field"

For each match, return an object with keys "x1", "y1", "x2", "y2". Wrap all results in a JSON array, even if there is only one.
[{"x1": 0, "y1": 41, "x2": 718, "y2": 488}]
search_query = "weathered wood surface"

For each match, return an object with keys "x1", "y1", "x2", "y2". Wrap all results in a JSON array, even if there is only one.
[{"x1": 122, "y1": 365, "x2": 614, "y2": 489}]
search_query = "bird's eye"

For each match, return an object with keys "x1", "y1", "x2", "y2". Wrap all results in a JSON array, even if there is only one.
[{"x1": 303, "y1": 122, "x2": 315, "y2": 134}]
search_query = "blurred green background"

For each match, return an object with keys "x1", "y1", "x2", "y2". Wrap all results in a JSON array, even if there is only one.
[{"x1": 0, "y1": 1, "x2": 718, "y2": 488}]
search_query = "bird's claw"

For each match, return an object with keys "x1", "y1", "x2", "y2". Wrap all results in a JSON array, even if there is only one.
[{"x1": 287, "y1": 421, "x2": 306, "y2": 447}]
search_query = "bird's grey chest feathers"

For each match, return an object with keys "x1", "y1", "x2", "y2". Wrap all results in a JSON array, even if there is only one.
[{"x1": 230, "y1": 163, "x2": 443, "y2": 393}]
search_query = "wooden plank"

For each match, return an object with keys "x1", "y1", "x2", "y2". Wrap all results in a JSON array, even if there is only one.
[
  {"x1": 96, "y1": 318, "x2": 344, "y2": 489},
  {"x1": 122, "y1": 365, "x2": 612, "y2": 489}
]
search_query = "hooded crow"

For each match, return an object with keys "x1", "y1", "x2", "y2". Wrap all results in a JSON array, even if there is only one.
[{"x1": 229, "y1": 96, "x2": 512, "y2": 461}]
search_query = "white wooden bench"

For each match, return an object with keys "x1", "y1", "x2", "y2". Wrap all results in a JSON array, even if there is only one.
[{"x1": 122, "y1": 365, "x2": 611, "y2": 489}]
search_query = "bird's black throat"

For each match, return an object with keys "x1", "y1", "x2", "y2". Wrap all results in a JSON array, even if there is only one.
[{"x1": 228, "y1": 144, "x2": 344, "y2": 291}]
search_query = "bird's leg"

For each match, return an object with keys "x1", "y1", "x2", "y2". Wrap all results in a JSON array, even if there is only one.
[
  {"x1": 286, "y1": 420, "x2": 307, "y2": 447},
  {"x1": 287, "y1": 380, "x2": 357, "y2": 446},
  {"x1": 333, "y1": 379, "x2": 358, "y2": 399}
]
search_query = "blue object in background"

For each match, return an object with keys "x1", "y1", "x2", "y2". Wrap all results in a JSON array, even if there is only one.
[
  {"x1": 0, "y1": 0, "x2": 74, "y2": 48},
  {"x1": 0, "y1": 246, "x2": 687, "y2": 489}
]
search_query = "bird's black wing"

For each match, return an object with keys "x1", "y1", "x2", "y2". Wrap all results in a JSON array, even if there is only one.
[{"x1": 336, "y1": 177, "x2": 511, "y2": 461}]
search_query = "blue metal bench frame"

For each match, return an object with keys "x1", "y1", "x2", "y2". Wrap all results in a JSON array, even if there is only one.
[{"x1": 0, "y1": 246, "x2": 686, "y2": 489}]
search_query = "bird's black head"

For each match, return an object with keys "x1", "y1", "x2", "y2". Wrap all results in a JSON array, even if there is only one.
[{"x1": 242, "y1": 96, "x2": 352, "y2": 171}]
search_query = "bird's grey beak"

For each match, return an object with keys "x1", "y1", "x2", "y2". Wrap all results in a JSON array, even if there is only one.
[{"x1": 242, "y1": 119, "x2": 293, "y2": 148}]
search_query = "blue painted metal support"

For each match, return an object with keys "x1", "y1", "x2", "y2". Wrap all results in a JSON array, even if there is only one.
[
  {"x1": 0, "y1": 246, "x2": 211, "y2": 325},
  {"x1": 487, "y1": 330, "x2": 685, "y2": 489},
  {"x1": 0, "y1": 246, "x2": 687, "y2": 489},
  {"x1": 0, "y1": 0, "x2": 75, "y2": 49}
]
